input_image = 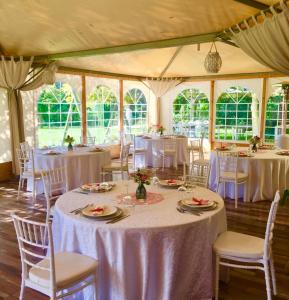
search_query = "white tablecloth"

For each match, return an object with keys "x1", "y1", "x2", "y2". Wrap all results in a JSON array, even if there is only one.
[
  {"x1": 135, "y1": 136, "x2": 189, "y2": 168},
  {"x1": 28, "y1": 147, "x2": 111, "y2": 192},
  {"x1": 53, "y1": 182, "x2": 226, "y2": 300},
  {"x1": 209, "y1": 149, "x2": 289, "y2": 202}
]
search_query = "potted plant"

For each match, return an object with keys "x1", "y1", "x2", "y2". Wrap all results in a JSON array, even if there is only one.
[
  {"x1": 131, "y1": 168, "x2": 151, "y2": 201},
  {"x1": 64, "y1": 135, "x2": 75, "y2": 151}
]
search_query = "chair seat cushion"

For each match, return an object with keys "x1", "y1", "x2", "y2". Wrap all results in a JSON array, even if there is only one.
[
  {"x1": 134, "y1": 148, "x2": 147, "y2": 153},
  {"x1": 29, "y1": 252, "x2": 98, "y2": 289},
  {"x1": 159, "y1": 150, "x2": 176, "y2": 155},
  {"x1": 193, "y1": 159, "x2": 209, "y2": 166},
  {"x1": 220, "y1": 171, "x2": 248, "y2": 181},
  {"x1": 214, "y1": 231, "x2": 264, "y2": 259},
  {"x1": 23, "y1": 170, "x2": 42, "y2": 178},
  {"x1": 102, "y1": 162, "x2": 128, "y2": 172}
]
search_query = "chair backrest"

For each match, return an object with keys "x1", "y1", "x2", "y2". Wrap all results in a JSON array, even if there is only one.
[
  {"x1": 216, "y1": 151, "x2": 239, "y2": 180},
  {"x1": 41, "y1": 167, "x2": 67, "y2": 222},
  {"x1": 80, "y1": 136, "x2": 95, "y2": 146},
  {"x1": 120, "y1": 143, "x2": 130, "y2": 166},
  {"x1": 11, "y1": 213, "x2": 56, "y2": 292},
  {"x1": 16, "y1": 148, "x2": 35, "y2": 176},
  {"x1": 264, "y1": 191, "x2": 280, "y2": 259},
  {"x1": 20, "y1": 141, "x2": 31, "y2": 154},
  {"x1": 162, "y1": 138, "x2": 177, "y2": 152},
  {"x1": 133, "y1": 135, "x2": 147, "y2": 150},
  {"x1": 190, "y1": 162, "x2": 211, "y2": 188}
]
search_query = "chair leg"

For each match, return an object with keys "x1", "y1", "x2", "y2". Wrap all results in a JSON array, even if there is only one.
[
  {"x1": 17, "y1": 177, "x2": 22, "y2": 200},
  {"x1": 269, "y1": 255, "x2": 277, "y2": 296},
  {"x1": 93, "y1": 273, "x2": 98, "y2": 300},
  {"x1": 264, "y1": 260, "x2": 272, "y2": 300},
  {"x1": 235, "y1": 183, "x2": 238, "y2": 208},
  {"x1": 162, "y1": 156, "x2": 165, "y2": 171},
  {"x1": 215, "y1": 254, "x2": 220, "y2": 300},
  {"x1": 32, "y1": 179, "x2": 36, "y2": 204},
  {"x1": 19, "y1": 278, "x2": 25, "y2": 300}
]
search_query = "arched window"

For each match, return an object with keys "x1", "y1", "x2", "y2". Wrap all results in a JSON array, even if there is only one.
[
  {"x1": 172, "y1": 88, "x2": 209, "y2": 137},
  {"x1": 124, "y1": 88, "x2": 147, "y2": 134},
  {"x1": 87, "y1": 85, "x2": 119, "y2": 144},
  {"x1": 37, "y1": 81, "x2": 81, "y2": 147},
  {"x1": 215, "y1": 86, "x2": 259, "y2": 141},
  {"x1": 265, "y1": 88, "x2": 289, "y2": 142}
]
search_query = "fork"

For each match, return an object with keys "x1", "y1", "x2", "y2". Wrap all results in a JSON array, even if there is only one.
[{"x1": 176, "y1": 206, "x2": 202, "y2": 216}]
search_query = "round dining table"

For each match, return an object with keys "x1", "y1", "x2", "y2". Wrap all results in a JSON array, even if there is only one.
[
  {"x1": 52, "y1": 182, "x2": 226, "y2": 300},
  {"x1": 134, "y1": 135, "x2": 189, "y2": 168},
  {"x1": 209, "y1": 148, "x2": 289, "y2": 202},
  {"x1": 28, "y1": 146, "x2": 111, "y2": 193}
]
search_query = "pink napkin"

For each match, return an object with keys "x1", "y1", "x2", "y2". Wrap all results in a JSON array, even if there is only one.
[{"x1": 192, "y1": 197, "x2": 209, "y2": 205}]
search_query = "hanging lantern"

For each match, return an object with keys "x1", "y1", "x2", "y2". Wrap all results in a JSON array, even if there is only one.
[{"x1": 204, "y1": 42, "x2": 222, "y2": 73}]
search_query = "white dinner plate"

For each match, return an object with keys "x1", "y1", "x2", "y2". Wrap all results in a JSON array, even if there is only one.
[
  {"x1": 82, "y1": 205, "x2": 118, "y2": 219},
  {"x1": 159, "y1": 180, "x2": 184, "y2": 188},
  {"x1": 181, "y1": 198, "x2": 215, "y2": 208},
  {"x1": 81, "y1": 182, "x2": 114, "y2": 193}
]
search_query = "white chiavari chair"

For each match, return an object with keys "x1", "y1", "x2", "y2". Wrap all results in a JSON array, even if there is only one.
[
  {"x1": 190, "y1": 135, "x2": 210, "y2": 176},
  {"x1": 216, "y1": 150, "x2": 249, "y2": 208},
  {"x1": 102, "y1": 143, "x2": 130, "y2": 180},
  {"x1": 132, "y1": 135, "x2": 148, "y2": 169},
  {"x1": 20, "y1": 141, "x2": 31, "y2": 154},
  {"x1": 153, "y1": 138, "x2": 177, "y2": 170},
  {"x1": 190, "y1": 161, "x2": 211, "y2": 188},
  {"x1": 12, "y1": 213, "x2": 98, "y2": 300},
  {"x1": 17, "y1": 148, "x2": 42, "y2": 203},
  {"x1": 80, "y1": 136, "x2": 96, "y2": 146},
  {"x1": 41, "y1": 167, "x2": 68, "y2": 224},
  {"x1": 214, "y1": 191, "x2": 280, "y2": 300}
]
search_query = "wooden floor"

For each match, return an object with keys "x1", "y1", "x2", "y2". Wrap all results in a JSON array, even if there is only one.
[{"x1": 0, "y1": 172, "x2": 288, "y2": 300}]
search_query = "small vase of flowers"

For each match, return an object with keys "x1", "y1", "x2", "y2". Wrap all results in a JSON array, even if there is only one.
[
  {"x1": 131, "y1": 168, "x2": 151, "y2": 201},
  {"x1": 64, "y1": 135, "x2": 75, "y2": 151},
  {"x1": 249, "y1": 135, "x2": 261, "y2": 152}
]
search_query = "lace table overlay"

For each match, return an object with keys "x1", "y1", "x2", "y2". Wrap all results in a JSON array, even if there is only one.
[{"x1": 116, "y1": 192, "x2": 164, "y2": 205}]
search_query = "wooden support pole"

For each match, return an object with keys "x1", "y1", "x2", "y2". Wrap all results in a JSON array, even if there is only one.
[
  {"x1": 81, "y1": 75, "x2": 87, "y2": 143},
  {"x1": 209, "y1": 80, "x2": 215, "y2": 149},
  {"x1": 119, "y1": 79, "x2": 124, "y2": 135},
  {"x1": 259, "y1": 77, "x2": 267, "y2": 141}
]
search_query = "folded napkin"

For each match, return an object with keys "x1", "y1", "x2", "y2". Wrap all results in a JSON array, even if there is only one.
[
  {"x1": 167, "y1": 179, "x2": 177, "y2": 184},
  {"x1": 90, "y1": 205, "x2": 105, "y2": 215},
  {"x1": 192, "y1": 197, "x2": 209, "y2": 205}
]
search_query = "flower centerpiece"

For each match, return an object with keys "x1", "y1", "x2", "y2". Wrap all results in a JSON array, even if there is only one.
[
  {"x1": 64, "y1": 135, "x2": 75, "y2": 151},
  {"x1": 149, "y1": 124, "x2": 165, "y2": 136},
  {"x1": 249, "y1": 135, "x2": 261, "y2": 152},
  {"x1": 130, "y1": 168, "x2": 151, "y2": 200}
]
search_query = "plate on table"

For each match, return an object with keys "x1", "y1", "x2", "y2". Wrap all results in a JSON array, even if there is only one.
[
  {"x1": 216, "y1": 147, "x2": 230, "y2": 151},
  {"x1": 181, "y1": 198, "x2": 215, "y2": 208},
  {"x1": 276, "y1": 151, "x2": 289, "y2": 156},
  {"x1": 81, "y1": 204, "x2": 120, "y2": 219},
  {"x1": 238, "y1": 152, "x2": 254, "y2": 158},
  {"x1": 178, "y1": 200, "x2": 218, "y2": 211},
  {"x1": 80, "y1": 182, "x2": 114, "y2": 193},
  {"x1": 44, "y1": 150, "x2": 61, "y2": 155},
  {"x1": 159, "y1": 179, "x2": 184, "y2": 188},
  {"x1": 89, "y1": 147, "x2": 104, "y2": 152},
  {"x1": 259, "y1": 145, "x2": 275, "y2": 150},
  {"x1": 75, "y1": 144, "x2": 88, "y2": 148}
]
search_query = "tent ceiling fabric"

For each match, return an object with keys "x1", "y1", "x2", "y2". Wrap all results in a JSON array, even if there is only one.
[
  {"x1": 0, "y1": 0, "x2": 277, "y2": 76},
  {"x1": 59, "y1": 42, "x2": 272, "y2": 77}
]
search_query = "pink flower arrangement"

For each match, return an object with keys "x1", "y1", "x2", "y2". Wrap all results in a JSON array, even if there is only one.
[{"x1": 130, "y1": 168, "x2": 151, "y2": 185}]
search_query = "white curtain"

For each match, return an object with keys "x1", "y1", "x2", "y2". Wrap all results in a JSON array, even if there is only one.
[
  {"x1": 0, "y1": 56, "x2": 57, "y2": 173},
  {"x1": 230, "y1": 1, "x2": 289, "y2": 75},
  {"x1": 145, "y1": 78, "x2": 180, "y2": 125}
]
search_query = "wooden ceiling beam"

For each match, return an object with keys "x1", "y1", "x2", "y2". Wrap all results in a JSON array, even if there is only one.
[
  {"x1": 34, "y1": 32, "x2": 220, "y2": 62},
  {"x1": 234, "y1": 0, "x2": 270, "y2": 10}
]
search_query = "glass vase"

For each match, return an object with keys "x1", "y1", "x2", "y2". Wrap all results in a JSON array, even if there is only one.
[
  {"x1": 67, "y1": 142, "x2": 73, "y2": 151},
  {"x1": 136, "y1": 182, "x2": 147, "y2": 200},
  {"x1": 251, "y1": 143, "x2": 257, "y2": 153}
]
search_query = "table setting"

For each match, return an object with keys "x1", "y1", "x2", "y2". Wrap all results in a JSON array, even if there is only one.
[{"x1": 52, "y1": 176, "x2": 226, "y2": 300}]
